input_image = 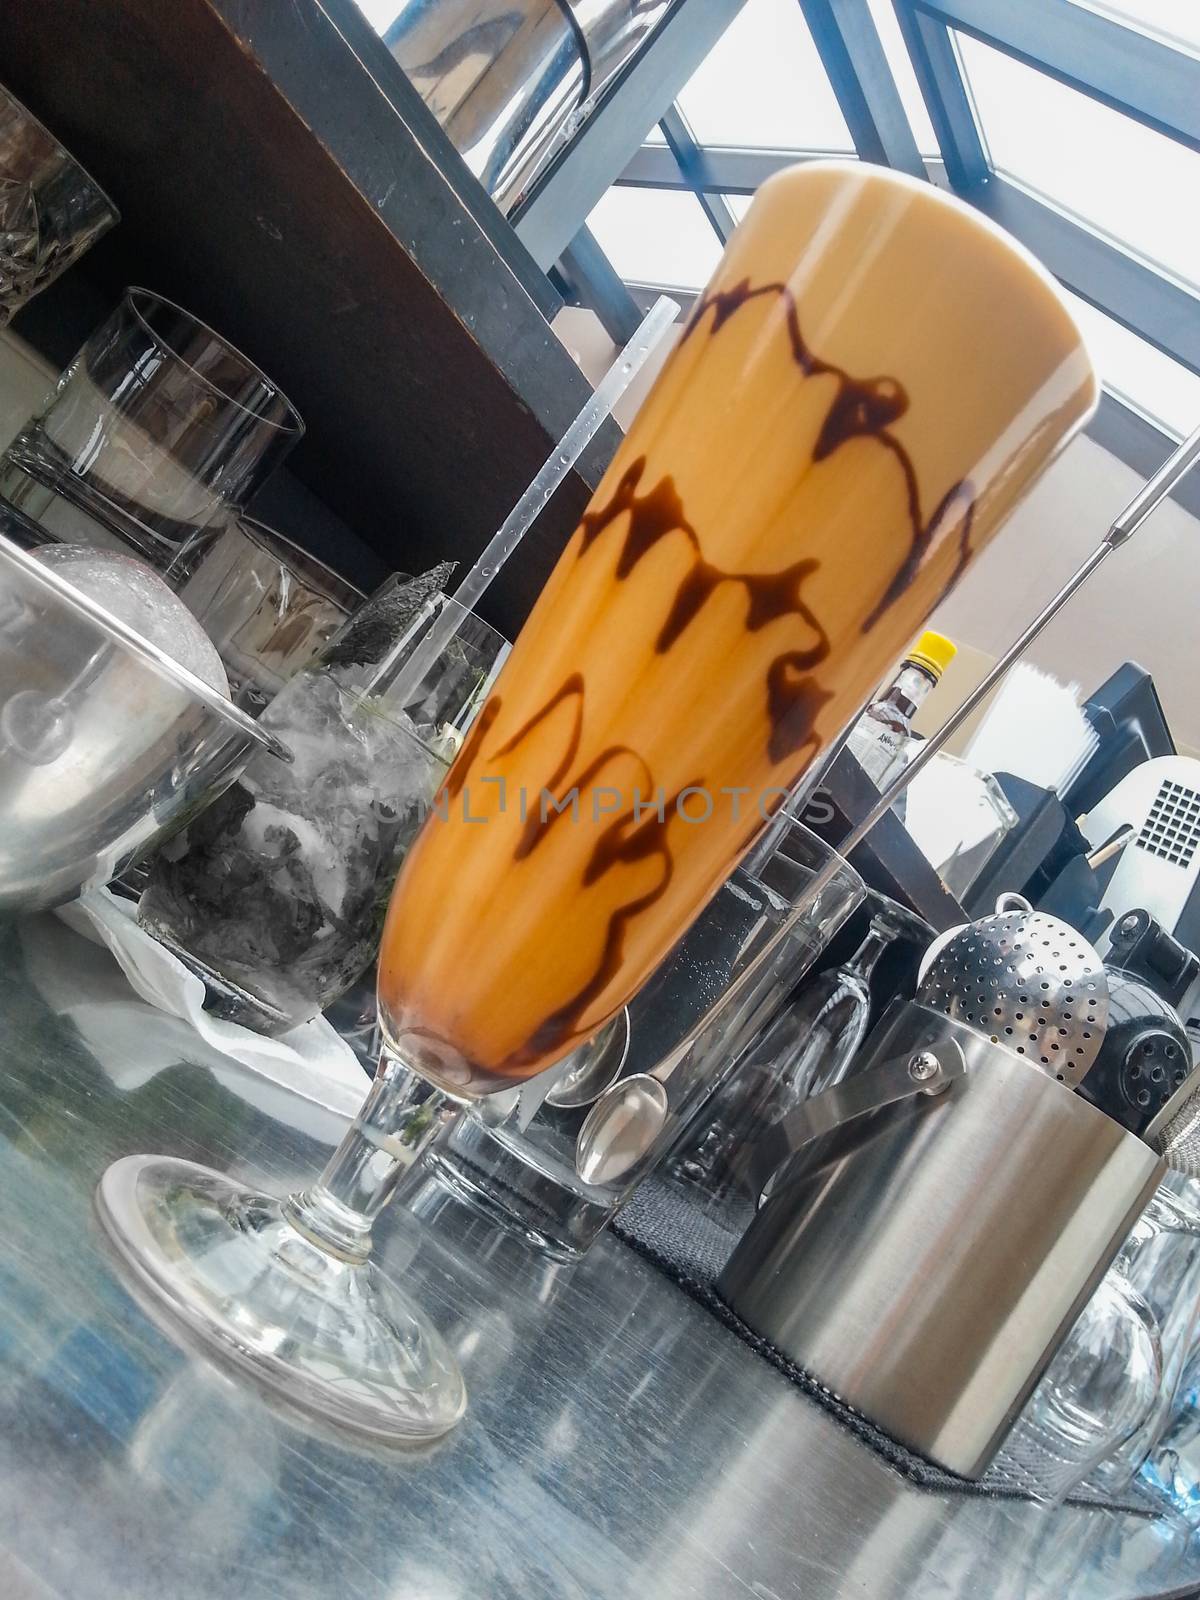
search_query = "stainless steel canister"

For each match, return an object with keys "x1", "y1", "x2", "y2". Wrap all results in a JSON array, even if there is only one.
[
  {"x1": 383, "y1": 0, "x2": 675, "y2": 212},
  {"x1": 718, "y1": 1003, "x2": 1165, "y2": 1477}
]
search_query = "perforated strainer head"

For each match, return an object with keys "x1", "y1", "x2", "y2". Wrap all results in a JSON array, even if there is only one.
[{"x1": 916, "y1": 909, "x2": 1110, "y2": 1088}]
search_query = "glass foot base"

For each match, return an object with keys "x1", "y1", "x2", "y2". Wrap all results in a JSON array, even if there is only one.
[
  {"x1": 96, "y1": 1155, "x2": 466, "y2": 1444},
  {"x1": 135, "y1": 924, "x2": 295, "y2": 1035}
]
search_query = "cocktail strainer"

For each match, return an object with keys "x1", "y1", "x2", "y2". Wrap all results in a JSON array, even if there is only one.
[{"x1": 916, "y1": 901, "x2": 1109, "y2": 1088}]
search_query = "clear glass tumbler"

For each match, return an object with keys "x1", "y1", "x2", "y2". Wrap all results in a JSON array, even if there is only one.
[
  {"x1": 989, "y1": 1269, "x2": 1163, "y2": 1505},
  {"x1": 1089, "y1": 1173, "x2": 1200, "y2": 1498},
  {"x1": 402, "y1": 820, "x2": 864, "y2": 1258},
  {"x1": 138, "y1": 578, "x2": 508, "y2": 1034},
  {"x1": 998, "y1": 1173, "x2": 1200, "y2": 1508},
  {"x1": 174, "y1": 515, "x2": 367, "y2": 713},
  {"x1": 1141, "y1": 1318, "x2": 1200, "y2": 1523},
  {"x1": 901, "y1": 750, "x2": 1018, "y2": 899},
  {"x1": 670, "y1": 893, "x2": 931, "y2": 1203},
  {"x1": 0, "y1": 287, "x2": 302, "y2": 574},
  {"x1": 0, "y1": 85, "x2": 119, "y2": 323}
]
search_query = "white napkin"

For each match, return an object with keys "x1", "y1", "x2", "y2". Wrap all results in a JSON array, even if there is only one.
[{"x1": 56, "y1": 888, "x2": 368, "y2": 1116}]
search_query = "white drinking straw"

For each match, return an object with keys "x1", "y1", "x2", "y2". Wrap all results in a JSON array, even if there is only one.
[
  {"x1": 452, "y1": 295, "x2": 680, "y2": 614},
  {"x1": 384, "y1": 296, "x2": 680, "y2": 708}
]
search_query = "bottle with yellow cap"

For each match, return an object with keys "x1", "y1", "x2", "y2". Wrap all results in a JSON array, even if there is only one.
[{"x1": 845, "y1": 630, "x2": 957, "y2": 790}]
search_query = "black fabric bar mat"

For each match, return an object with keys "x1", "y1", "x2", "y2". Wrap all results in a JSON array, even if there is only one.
[{"x1": 610, "y1": 1175, "x2": 1153, "y2": 1517}]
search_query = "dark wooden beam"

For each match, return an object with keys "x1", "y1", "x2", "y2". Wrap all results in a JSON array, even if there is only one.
[{"x1": 1, "y1": 0, "x2": 620, "y2": 636}]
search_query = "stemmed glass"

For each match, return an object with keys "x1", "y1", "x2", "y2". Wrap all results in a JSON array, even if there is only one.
[
  {"x1": 671, "y1": 894, "x2": 930, "y2": 1202},
  {"x1": 93, "y1": 162, "x2": 1097, "y2": 1442}
]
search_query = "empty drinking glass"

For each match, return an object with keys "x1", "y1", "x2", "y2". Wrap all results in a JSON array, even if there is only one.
[
  {"x1": 669, "y1": 894, "x2": 931, "y2": 1202},
  {"x1": 995, "y1": 1172, "x2": 1200, "y2": 1509},
  {"x1": 174, "y1": 516, "x2": 367, "y2": 713},
  {"x1": 1089, "y1": 1173, "x2": 1200, "y2": 1498},
  {"x1": 0, "y1": 288, "x2": 302, "y2": 574},
  {"x1": 1142, "y1": 1326, "x2": 1200, "y2": 1523},
  {"x1": 990, "y1": 1270, "x2": 1162, "y2": 1505},
  {"x1": 0, "y1": 85, "x2": 118, "y2": 323},
  {"x1": 902, "y1": 750, "x2": 1018, "y2": 899}
]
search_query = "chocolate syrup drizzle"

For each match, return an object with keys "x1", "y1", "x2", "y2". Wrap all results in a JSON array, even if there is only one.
[
  {"x1": 682, "y1": 277, "x2": 976, "y2": 627},
  {"x1": 491, "y1": 676, "x2": 652, "y2": 863},
  {"x1": 437, "y1": 277, "x2": 978, "y2": 1071}
]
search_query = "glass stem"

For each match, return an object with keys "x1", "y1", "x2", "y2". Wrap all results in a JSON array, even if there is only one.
[
  {"x1": 847, "y1": 924, "x2": 893, "y2": 985},
  {"x1": 283, "y1": 1054, "x2": 459, "y2": 1265}
]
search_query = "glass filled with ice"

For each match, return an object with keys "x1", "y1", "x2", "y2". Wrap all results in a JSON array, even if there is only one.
[{"x1": 138, "y1": 572, "x2": 508, "y2": 1034}]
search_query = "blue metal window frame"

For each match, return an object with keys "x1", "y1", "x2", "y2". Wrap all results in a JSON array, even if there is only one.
[
  {"x1": 892, "y1": 0, "x2": 1200, "y2": 506},
  {"x1": 547, "y1": 0, "x2": 1200, "y2": 514},
  {"x1": 511, "y1": 0, "x2": 751, "y2": 268},
  {"x1": 546, "y1": 0, "x2": 925, "y2": 321}
]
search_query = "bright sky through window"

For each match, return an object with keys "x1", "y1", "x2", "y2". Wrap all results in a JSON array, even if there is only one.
[
  {"x1": 588, "y1": 187, "x2": 724, "y2": 291},
  {"x1": 956, "y1": 32, "x2": 1200, "y2": 293},
  {"x1": 1074, "y1": 0, "x2": 1200, "y2": 56},
  {"x1": 1064, "y1": 292, "x2": 1200, "y2": 439},
  {"x1": 677, "y1": 0, "x2": 852, "y2": 150}
]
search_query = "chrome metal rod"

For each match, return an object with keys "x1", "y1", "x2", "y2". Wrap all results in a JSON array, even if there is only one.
[{"x1": 1109, "y1": 419, "x2": 1200, "y2": 546}]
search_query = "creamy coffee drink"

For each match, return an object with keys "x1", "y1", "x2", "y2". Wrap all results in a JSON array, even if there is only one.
[{"x1": 379, "y1": 162, "x2": 1097, "y2": 1095}]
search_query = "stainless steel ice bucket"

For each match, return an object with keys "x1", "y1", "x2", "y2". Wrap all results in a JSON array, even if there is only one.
[{"x1": 718, "y1": 1003, "x2": 1165, "y2": 1477}]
